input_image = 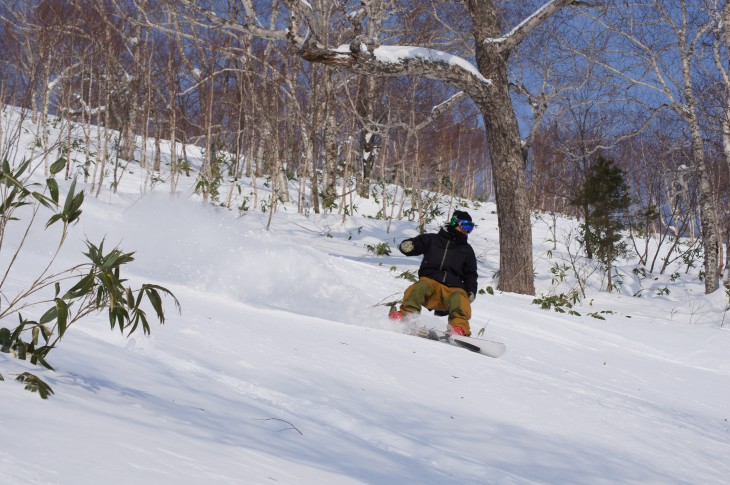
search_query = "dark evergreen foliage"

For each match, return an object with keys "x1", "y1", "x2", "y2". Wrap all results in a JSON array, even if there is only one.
[{"x1": 571, "y1": 156, "x2": 631, "y2": 290}]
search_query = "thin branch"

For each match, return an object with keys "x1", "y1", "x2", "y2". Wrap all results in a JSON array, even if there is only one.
[{"x1": 254, "y1": 418, "x2": 303, "y2": 435}]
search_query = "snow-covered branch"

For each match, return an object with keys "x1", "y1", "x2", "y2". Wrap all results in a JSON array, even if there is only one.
[
  {"x1": 296, "y1": 41, "x2": 491, "y2": 96},
  {"x1": 488, "y1": 0, "x2": 580, "y2": 53}
]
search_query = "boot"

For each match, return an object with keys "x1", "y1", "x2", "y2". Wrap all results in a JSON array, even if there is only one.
[{"x1": 447, "y1": 325, "x2": 466, "y2": 336}]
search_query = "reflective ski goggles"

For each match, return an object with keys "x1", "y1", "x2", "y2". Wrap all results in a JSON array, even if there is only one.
[
  {"x1": 458, "y1": 220, "x2": 475, "y2": 233},
  {"x1": 450, "y1": 215, "x2": 475, "y2": 233}
]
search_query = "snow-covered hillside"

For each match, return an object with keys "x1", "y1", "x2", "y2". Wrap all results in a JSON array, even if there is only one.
[{"x1": 1, "y1": 107, "x2": 729, "y2": 484}]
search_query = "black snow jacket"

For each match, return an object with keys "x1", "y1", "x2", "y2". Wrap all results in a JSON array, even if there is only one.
[{"x1": 399, "y1": 226, "x2": 478, "y2": 296}]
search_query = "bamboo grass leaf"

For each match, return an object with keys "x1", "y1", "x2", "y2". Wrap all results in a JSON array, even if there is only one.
[
  {"x1": 16, "y1": 372, "x2": 54, "y2": 399},
  {"x1": 46, "y1": 177, "x2": 59, "y2": 203},
  {"x1": 49, "y1": 158, "x2": 66, "y2": 175}
]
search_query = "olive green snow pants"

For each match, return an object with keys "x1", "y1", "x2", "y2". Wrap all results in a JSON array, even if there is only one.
[{"x1": 399, "y1": 277, "x2": 472, "y2": 336}]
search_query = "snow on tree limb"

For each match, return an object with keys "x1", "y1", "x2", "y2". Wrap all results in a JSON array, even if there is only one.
[
  {"x1": 296, "y1": 41, "x2": 492, "y2": 95},
  {"x1": 371, "y1": 46, "x2": 491, "y2": 85},
  {"x1": 487, "y1": 0, "x2": 580, "y2": 52}
]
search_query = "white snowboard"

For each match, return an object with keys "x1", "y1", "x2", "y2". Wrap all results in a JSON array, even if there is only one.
[
  {"x1": 411, "y1": 327, "x2": 507, "y2": 358},
  {"x1": 447, "y1": 333, "x2": 507, "y2": 358}
]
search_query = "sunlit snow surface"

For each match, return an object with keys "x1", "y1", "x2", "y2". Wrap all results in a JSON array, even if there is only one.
[{"x1": 1, "y1": 107, "x2": 729, "y2": 484}]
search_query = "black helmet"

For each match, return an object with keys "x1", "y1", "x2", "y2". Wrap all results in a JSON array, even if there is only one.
[
  {"x1": 449, "y1": 210, "x2": 474, "y2": 234},
  {"x1": 450, "y1": 210, "x2": 472, "y2": 225}
]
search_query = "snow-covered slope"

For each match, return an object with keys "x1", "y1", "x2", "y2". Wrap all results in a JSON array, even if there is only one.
[{"x1": 1, "y1": 107, "x2": 729, "y2": 484}]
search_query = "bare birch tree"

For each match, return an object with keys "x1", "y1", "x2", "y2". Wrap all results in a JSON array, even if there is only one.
[
  {"x1": 582, "y1": 0, "x2": 721, "y2": 293},
  {"x1": 714, "y1": 2, "x2": 730, "y2": 281}
]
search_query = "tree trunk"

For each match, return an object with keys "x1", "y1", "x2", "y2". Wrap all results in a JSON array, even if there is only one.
[
  {"x1": 690, "y1": 118, "x2": 720, "y2": 293},
  {"x1": 356, "y1": 75, "x2": 379, "y2": 198},
  {"x1": 475, "y1": 94, "x2": 535, "y2": 295},
  {"x1": 121, "y1": 21, "x2": 144, "y2": 162},
  {"x1": 680, "y1": 14, "x2": 720, "y2": 293},
  {"x1": 470, "y1": 2, "x2": 535, "y2": 295}
]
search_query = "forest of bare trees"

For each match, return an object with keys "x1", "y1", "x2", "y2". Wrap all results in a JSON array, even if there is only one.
[{"x1": 1, "y1": 1, "x2": 730, "y2": 296}]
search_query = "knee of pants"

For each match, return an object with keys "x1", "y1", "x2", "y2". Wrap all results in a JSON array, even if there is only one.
[
  {"x1": 403, "y1": 279, "x2": 435, "y2": 309},
  {"x1": 408, "y1": 280, "x2": 434, "y2": 297},
  {"x1": 446, "y1": 292, "x2": 471, "y2": 319}
]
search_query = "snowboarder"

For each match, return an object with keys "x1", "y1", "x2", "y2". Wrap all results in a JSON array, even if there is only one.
[{"x1": 389, "y1": 210, "x2": 478, "y2": 336}]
